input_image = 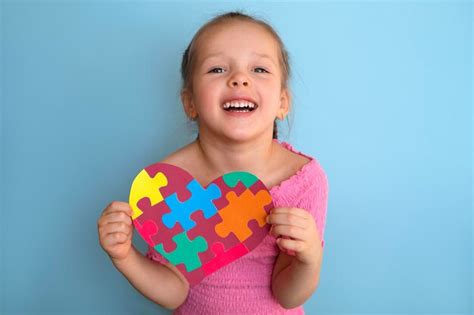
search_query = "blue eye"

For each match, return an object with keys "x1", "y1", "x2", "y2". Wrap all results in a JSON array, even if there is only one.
[
  {"x1": 209, "y1": 67, "x2": 225, "y2": 73},
  {"x1": 254, "y1": 67, "x2": 269, "y2": 73}
]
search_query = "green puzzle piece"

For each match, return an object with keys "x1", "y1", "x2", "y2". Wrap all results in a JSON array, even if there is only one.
[
  {"x1": 223, "y1": 172, "x2": 258, "y2": 188},
  {"x1": 155, "y1": 232, "x2": 208, "y2": 272}
]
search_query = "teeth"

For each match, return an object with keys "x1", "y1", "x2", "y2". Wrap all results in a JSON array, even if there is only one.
[{"x1": 223, "y1": 101, "x2": 256, "y2": 110}]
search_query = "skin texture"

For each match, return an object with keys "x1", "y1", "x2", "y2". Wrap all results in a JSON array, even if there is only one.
[{"x1": 97, "y1": 19, "x2": 323, "y2": 310}]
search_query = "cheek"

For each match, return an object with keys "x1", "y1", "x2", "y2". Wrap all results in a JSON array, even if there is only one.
[
  {"x1": 192, "y1": 81, "x2": 210, "y2": 97},
  {"x1": 192, "y1": 86, "x2": 220, "y2": 110},
  {"x1": 262, "y1": 88, "x2": 284, "y2": 107},
  {"x1": 259, "y1": 78, "x2": 283, "y2": 94}
]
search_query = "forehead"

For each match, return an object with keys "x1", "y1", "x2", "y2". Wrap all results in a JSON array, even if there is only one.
[{"x1": 194, "y1": 20, "x2": 280, "y2": 60}]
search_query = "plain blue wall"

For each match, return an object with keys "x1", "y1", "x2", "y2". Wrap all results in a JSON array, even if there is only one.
[{"x1": 1, "y1": 1, "x2": 472, "y2": 314}]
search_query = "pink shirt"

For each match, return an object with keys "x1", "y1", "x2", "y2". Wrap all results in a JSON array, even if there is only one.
[{"x1": 146, "y1": 141, "x2": 329, "y2": 314}]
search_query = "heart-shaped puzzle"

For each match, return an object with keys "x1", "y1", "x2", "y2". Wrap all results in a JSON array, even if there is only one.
[{"x1": 129, "y1": 162, "x2": 273, "y2": 286}]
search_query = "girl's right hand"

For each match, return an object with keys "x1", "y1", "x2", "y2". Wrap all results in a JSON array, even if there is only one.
[{"x1": 97, "y1": 201, "x2": 134, "y2": 262}]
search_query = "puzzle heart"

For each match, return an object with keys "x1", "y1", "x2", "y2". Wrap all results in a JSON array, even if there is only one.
[{"x1": 129, "y1": 162, "x2": 273, "y2": 286}]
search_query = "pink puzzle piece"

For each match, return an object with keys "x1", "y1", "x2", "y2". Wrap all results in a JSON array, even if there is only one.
[
  {"x1": 202, "y1": 242, "x2": 249, "y2": 276},
  {"x1": 133, "y1": 220, "x2": 158, "y2": 247}
]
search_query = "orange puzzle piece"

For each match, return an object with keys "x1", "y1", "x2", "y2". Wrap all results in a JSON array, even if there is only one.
[{"x1": 215, "y1": 189, "x2": 272, "y2": 242}]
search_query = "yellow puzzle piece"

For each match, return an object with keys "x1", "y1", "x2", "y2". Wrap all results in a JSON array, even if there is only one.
[{"x1": 129, "y1": 170, "x2": 168, "y2": 219}]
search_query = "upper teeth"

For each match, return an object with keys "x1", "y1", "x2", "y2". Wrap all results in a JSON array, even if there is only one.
[{"x1": 223, "y1": 101, "x2": 256, "y2": 109}]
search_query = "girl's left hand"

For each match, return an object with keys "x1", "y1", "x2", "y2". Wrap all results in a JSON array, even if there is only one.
[{"x1": 266, "y1": 207, "x2": 322, "y2": 265}]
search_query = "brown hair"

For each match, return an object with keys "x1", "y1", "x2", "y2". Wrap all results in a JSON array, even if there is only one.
[{"x1": 180, "y1": 11, "x2": 291, "y2": 139}]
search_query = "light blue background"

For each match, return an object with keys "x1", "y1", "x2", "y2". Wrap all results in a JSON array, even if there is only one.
[{"x1": 1, "y1": 0, "x2": 472, "y2": 314}]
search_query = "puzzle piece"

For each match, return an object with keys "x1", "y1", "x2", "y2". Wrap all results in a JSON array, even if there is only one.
[
  {"x1": 154, "y1": 232, "x2": 208, "y2": 272},
  {"x1": 215, "y1": 189, "x2": 272, "y2": 242},
  {"x1": 133, "y1": 219, "x2": 158, "y2": 247},
  {"x1": 246, "y1": 215, "x2": 295, "y2": 256},
  {"x1": 202, "y1": 242, "x2": 249, "y2": 276},
  {"x1": 129, "y1": 169, "x2": 168, "y2": 219},
  {"x1": 223, "y1": 172, "x2": 258, "y2": 188},
  {"x1": 174, "y1": 265, "x2": 206, "y2": 286},
  {"x1": 162, "y1": 179, "x2": 221, "y2": 231},
  {"x1": 211, "y1": 176, "x2": 246, "y2": 209},
  {"x1": 187, "y1": 210, "x2": 241, "y2": 263},
  {"x1": 245, "y1": 220, "x2": 271, "y2": 252},
  {"x1": 134, "y1": 196, "x2": 184, "y2": 252},
  {"x1": 145, "y1": 163, "x2": 194, "y2": 203}
]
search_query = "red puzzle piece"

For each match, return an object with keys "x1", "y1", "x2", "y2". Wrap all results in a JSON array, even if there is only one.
[{"x1": 202, "y1": 242, "x2": 249, "y2": 276}]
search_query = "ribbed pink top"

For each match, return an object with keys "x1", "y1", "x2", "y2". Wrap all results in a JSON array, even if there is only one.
[{"x1": 146, "y1": 141, "x2": 329, "y2": 314}]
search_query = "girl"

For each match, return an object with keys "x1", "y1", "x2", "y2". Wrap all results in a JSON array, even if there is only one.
[{"x1": 97, "y1": 11, "x2": 328, "y2": 315}]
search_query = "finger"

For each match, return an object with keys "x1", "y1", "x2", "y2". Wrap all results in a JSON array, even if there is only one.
[
  {"x1": 103, "y1": 232, "x2": 129, "y2": 246},
  {"x1": 267, "y1": 213, "x2": 308, "y2": 228},
  {"x1": 276, "y1": 237, "x2": 305, "y2": 252},
  {"x1": 127, "y1": 227, "x2": 134, "y2": 241},
  {"x1": 270, "y1": 207, "x2": 310, "y2": 220},
  {"x1": 102, "y1": 222, "x2": 132, "y2": 236},
  {"x1": 99, "y1": 211, "x2": 133, "y2": 227},
  {"x1": 271, "y1": 224, "x2": 306, "y2": 241},
  {"x1": 103, "y1": 201, "x2": 133, "y2": 216}
]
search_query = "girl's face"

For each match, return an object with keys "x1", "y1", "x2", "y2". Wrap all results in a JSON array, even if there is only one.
[{"x1": 182, "y1": 20, "x2": 290, "y2": 143}]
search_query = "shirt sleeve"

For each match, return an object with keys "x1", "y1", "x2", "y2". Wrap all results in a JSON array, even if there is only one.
[
  {"x1": 306, "y1": 160, "x2": 329, "y2": 249},
  {"x1": 145, "y1": 245, "x2": 168, "y2": 264}
]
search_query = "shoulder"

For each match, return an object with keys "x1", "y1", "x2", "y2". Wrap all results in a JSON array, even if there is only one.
[
  {"x1": 160, "y1": 141, "x2": 199, "y2": 170},
  {"x1": 271, "y1": 141, "x2": 328, "y2": 192},
  {"x1": 159, "y1": 141, "x2": 211, "y2": 185},
  {"x1": 276, "y1": 142, "x2": 311, "y2": 172}
]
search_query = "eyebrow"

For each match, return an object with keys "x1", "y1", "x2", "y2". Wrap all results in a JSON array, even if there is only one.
[
  {"x1": 201, "y1": 52, "x2": 277, "y2": 65},
  {"x1": 201, "y1": 52, "x2": 224, "y2": 62}
]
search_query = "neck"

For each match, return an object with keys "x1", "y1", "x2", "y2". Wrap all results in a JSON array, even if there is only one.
[{"x1": 195, "y1": 131, "x2": 276, "y2": 176}]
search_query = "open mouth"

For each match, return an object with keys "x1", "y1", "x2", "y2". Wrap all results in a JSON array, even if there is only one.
[{"x1": 222, "y1": 101, "x2": 258, "y2": 112}]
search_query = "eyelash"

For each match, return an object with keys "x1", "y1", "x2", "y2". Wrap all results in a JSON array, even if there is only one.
[
  {"x1": 254, "y1": 67, "x2": 269, "y2": 73},
  {"x1": 207, "y1": 67, "x2": 270, "y2": 74},
  {"x1": 209, "y1": 67, "x2": 225, "y2": 73}
]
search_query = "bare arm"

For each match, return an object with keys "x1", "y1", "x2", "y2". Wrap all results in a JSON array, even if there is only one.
[
  {"x1": 112, "y1": 246, "x2": 189, "y2": 310},
  {"x1": 98, "y1": 201, "x2": 189, "y2": 310},
  {"x1": 271, "y1": 248, "x2": 323, "y2": 309},
  {"x1": 266, "y1": 207, "x2": 324, "y2": 309}
]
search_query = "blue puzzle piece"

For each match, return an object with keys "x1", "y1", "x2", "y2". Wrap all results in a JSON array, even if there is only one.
[{"x1": 162, "y1": 179, "x2": 221, "y2": 231}]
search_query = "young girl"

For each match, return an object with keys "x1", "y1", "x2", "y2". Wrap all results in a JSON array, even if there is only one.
[{"x1": 97, "y1": 11, "x2": 328, "y2": 314}]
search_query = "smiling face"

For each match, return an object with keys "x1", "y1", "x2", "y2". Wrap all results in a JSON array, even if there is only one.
[{"x1": 182, "y1": 20, "x2": 290, "y2": 143}]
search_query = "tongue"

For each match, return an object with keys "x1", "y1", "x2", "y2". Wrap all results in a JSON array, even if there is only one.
[{"x1": 227, "y1": 107, "x2": 251, "y2": 112}]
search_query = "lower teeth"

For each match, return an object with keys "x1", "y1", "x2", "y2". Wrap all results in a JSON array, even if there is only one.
[{"x1": 227, "y1": 109, "x2": 250, "y2": 112}]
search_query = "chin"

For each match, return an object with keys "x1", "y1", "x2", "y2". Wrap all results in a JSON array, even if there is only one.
[
  {"x1": 223, "y1": 130, "x2": 267, "y2": 144},
  {"x1": 199, "y1": 123, "x2": 271, "y2": 144}
]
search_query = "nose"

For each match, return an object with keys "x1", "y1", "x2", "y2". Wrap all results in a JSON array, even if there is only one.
[{"x1": 228, "y1": 72, "x2": 250, "y2": 88}]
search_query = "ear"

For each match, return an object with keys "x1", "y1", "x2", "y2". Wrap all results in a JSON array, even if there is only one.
[
  {"x1": 277, "y1": 88, "x2": 291, "y2": 120},
  {"x1": 181, "y1": 89, "x2": 198, "y2": 120}
]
